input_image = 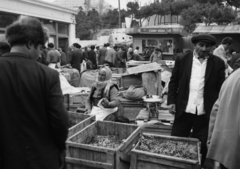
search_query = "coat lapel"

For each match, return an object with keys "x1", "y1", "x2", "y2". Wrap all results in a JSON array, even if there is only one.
[
  {"x1": 186, "y1": 52, "x2": 193, "y2": 82},
  {"x1": 205, "y1": 55, "x2": 213, "y2": 82}
]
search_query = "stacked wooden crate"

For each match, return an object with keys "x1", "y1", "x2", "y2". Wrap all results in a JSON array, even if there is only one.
[
  {"x1": 130, "y1": 134, "x2": 201, "y2": 169},
  {"x1": 64, "y1": 93, "x2": 88, "y2": 112},
  {"x1": 66, "y1": 121, "x2": 141, "y2": 169},
  {"x1": 68, "y1": 111, "x2": 95, "y2": 138}
]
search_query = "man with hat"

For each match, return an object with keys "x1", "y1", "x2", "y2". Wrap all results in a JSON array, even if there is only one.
[{"x1": 167, "y1": 34, "x2": 225, "y2": 165}]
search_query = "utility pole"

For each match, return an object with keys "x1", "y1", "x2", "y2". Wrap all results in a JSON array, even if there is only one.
[{"x1": 118, "y1": 0, "x2": 121, "y2": 28}]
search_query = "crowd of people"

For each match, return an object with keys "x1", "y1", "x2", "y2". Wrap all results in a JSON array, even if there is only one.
[
  {"x1": 34, "y1": 40, "x2": 165, "y2": 74},
  {"x1": 1, "y1": 15, "x2": 240, "y2": 169}
]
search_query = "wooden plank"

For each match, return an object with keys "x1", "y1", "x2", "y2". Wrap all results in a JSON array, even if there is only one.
[
  {"x1": 121, "y1": 74, "x2": 142, "y2": 89},
  {"x1": 127, "y1": 62, "x2": 162, "y2": 75},
  {"x1": 68, "y1": 113, "x2": 95, "y2": 138},
  {"x1": 137, "y1": 154, "x2": 192, "y2": 169},
  {"x1": 66, "y1": 157, "x2": 113, "y2": 169},
  {"x1": 130, "y1": 152, "x2": 137, "y2": 169}
]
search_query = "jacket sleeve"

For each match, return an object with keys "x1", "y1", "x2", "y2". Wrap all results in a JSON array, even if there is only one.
[
  {"x1": 233, "y1": 58, "x2": 240, "y2": 72},
  {"x1": 167, "y1": 55, "x2": 181, "y2": 105},
  {"x1": 48, "y1": 71, "x2": 69, "y2": 150},
  {"x1": 207, "y1": 99, "x2": 219, "y2": 145},
  {"x1": 217, "y1": 59, "x2": 226, "y2": 91}
]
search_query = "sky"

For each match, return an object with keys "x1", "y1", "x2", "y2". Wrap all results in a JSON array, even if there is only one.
[{"x1": 42, "y1": 0, "x2": 154, "y2": 9}]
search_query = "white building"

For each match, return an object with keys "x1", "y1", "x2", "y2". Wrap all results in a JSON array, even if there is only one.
[{"x1": 0, "y1": 0, "x2": 77, "y2": 53}]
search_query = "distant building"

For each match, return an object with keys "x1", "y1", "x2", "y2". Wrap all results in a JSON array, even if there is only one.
[{"x1": 0, "y1": 0, "x2": 77, "y2": 53}]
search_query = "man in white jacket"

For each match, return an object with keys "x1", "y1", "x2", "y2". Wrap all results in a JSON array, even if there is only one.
[{"x1": 213, "y1": 37, "x2": 233, "y2": 77}]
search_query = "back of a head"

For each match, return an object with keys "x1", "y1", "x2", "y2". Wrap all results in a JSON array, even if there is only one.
[
  {"x1": 91, "y1": 45, "x2": 95, "y2": 50},
  {"x1": 104, "y1": 43, "x2": 107, "y2": 47},
  {"x1": 136, "y1": 46, "x2": 139, "y2": 50},
  {"x1": 221, "y1": 37, "x2": 233, "y2": 45},
  {"x1": 113, "y1": 45, "x2": 118, "y2": 50},
  {"x1": 73, "y1": 43, "x2": 81, "y2": 49},
  {"x1": 5, "y1": 16, "x2": 48, "y2": 48},
  {"x1": 48, "y1": 43, "x2": 54, "y2": 49}
]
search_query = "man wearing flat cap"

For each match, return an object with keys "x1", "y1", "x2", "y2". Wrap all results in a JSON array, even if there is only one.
[
  {"x1": 0, "y1": 16, "x2": 68, "y2": 169},
  {"x1": 167, "y1": 34, "x2": 225, "y2": 165}
]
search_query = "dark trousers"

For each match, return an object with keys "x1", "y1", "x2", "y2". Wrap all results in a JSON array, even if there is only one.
[{"x1": 171, "y1": 112, "x2": 209, "y2": 166}]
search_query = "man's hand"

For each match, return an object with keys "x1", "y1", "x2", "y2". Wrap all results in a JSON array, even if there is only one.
[{"x1": 168, "y1": 104, "x2": 176, "y2": 115}]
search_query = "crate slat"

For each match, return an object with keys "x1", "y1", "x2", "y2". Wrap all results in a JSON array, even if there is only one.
[{"x1": 68, "y1": 112, "x2": 95, "y2": 138}]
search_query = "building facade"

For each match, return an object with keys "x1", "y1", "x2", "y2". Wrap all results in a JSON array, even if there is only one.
[{"x1": 0, "y1": 0, "x2": 77, "y2": 53}]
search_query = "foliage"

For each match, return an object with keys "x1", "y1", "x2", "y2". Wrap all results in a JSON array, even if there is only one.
[
  {"x1": 180, "y1": 2, "x2": 236, "y2": 33},
  {"x1": 87, "y1": 135, "x2": 123, "y2": 149},
  {"x1": 180, "y1": 4, "x2": 203, "y2": 34},
  {"x1": 101, "y1": 9, "x2": 127, "y2": 28}
]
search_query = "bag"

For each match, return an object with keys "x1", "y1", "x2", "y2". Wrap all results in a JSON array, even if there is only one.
[
  {"x1": 123, "y1": 85, "x2": 146, "y2": 101},
  {"x1": 80, "y1": 60, "x2": 87, "y2": 73}
]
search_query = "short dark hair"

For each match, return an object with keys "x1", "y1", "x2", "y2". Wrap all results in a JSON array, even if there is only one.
[
  {"x1": 221, "y1": 37, "x2": 233, "y2": 45},
  {"x1": 104, "y1": 43, "x2": 107, "y2": 47},
  {"x1": 48, "y1": 43, "x2": 54, "y2": 48},
  {"x1": 91, "y1": 45, "x2": 95, "y2": 50},
  {"x1": 73, "y1": 43, "x2": 81, "y2": 49},
  {"x1": 136, "y1": 46, "x2": 139, "y2": 49},
  {"x1": 5, "y1": 16, "x2": 48, "y2": 48},
  {"x1": 113, "y1": 45, "x2": 118, "y2": 50}
]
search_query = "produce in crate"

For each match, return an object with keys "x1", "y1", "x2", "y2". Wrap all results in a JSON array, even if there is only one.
[
  {"x1": 87, "y1": 135, "x2": 123, "y2": 149},
  {"x1": 137, "y1": 135, "x2": 198, "y2": 160}
]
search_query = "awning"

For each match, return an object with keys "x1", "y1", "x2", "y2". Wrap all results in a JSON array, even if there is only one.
[{"x1": 194, "y1": 25, "x2": 240, "y2": 34}]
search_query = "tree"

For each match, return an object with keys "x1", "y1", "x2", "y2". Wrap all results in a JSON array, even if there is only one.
[
  {"x1": 126, "y1": 1, "x2": 140, "y2": 26},
  {"x1": 101, "y1": 9, "x2": 127, "y2": 28},
  {"x1": 76, "y1": 7, "x2": 91, "y2": 40},
  {"x1": 137, "y1": 5, "x2": 153, "y2": 26},
  {"x1": 180, "y1": 4, "x2": 203, "y2": 33},
  {"x1": 180, "y1": 2, "x2": 236, "y2": 34},
  {"x1": 75, "y1": 7, "x2": 102, "y2": 40}
]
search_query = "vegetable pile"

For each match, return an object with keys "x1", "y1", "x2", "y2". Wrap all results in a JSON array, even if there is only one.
[
  {"x1": 87, "y1": 135, "x2": 123, "y2": 149},
  {"x1": 137, "y1": 135, "x2": 198, "y2": 161}
]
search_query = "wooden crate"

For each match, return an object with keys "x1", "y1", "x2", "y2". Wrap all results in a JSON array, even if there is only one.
[
  {"x1": 121, "y1": 101, "x2": 145, "y2": 122},
  {"x1": 121, "y1": 74, "x2": 142, "y2": 90},
  {"x1": 142, "y1": 122, "x2": 172, "y2": 136},
  {"x1": 66, "y1": 121, "x2": 141, "y2": 169},
  {"x1": 130, "y1": 134, "x2": 201, "y2": 169},
  {"x1": 68, "y1": 111, "x2": 95, "y2": 138}
]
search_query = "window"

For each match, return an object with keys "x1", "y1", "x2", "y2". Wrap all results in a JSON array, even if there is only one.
[
  {"x1": 145, "y1": 38, "x2": 174, "y2": 54},
  {"x1": 58, "y1": 23, "x2": 68, "y2": 35},
  {"x1": 0, "y1": 13, "x2": 18, "y2": 28},
  {"x1": 43, "y1": 20, "x2": 56, "y2": 34}
]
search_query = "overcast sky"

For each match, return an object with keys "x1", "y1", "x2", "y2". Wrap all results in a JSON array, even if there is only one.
[{"x1": 42, "y1": 0, "x2": 154, "y2": 9}]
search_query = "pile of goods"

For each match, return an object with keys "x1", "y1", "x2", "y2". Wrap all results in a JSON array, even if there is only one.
[
  {"x1": 87, "y1": 135, "x2": 123, "y2": 149},
  {"x1": 137, "y1": 135, "x2": 198, "y2": 160}
]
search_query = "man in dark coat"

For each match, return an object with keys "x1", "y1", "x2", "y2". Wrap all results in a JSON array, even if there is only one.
[
  {"x1": 0, "y1": 16, "x2": 69, "y2": 169},
  {"x1": 69, "y1": 43, "x2": 84, "y2": 72},
  {"x1": 88, "y1": 45, "x2": 97, "y2": 69},
  {"x1": 167, "y1": 34, "x2": 225, "y2": 165},
  {"x1": 98, "y1": 43, "x2": 107, "y2": 65}
]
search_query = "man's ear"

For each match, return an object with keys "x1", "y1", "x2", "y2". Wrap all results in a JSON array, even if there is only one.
[{"x1": 26, "y1": 41, "x2": 32, "y2": 49}]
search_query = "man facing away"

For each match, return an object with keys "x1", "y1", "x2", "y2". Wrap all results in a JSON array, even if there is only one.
[
  {"x1": 46, "y1": 43, "x2": 61, "y2": 68},
  {"x1": 0, "y1": 16, "x2": 68, "y2": 169},
  {"x1": 167, "y1": 34, "x2": 225, "y2": 166},
  {"x1": 98, "y1": 43, "x2": 108, "y2": 65},
  {"x1": 213, "y1": 37, "x2": 233, "y2": 76},
  {"x1": 69, "y1": 43, "x2": 84, "y2": 73}
]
